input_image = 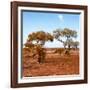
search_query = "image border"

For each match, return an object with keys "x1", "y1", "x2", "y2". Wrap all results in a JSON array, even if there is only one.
[{"x1": 11, "y1": 1, "x2": 88, "y2": 88}]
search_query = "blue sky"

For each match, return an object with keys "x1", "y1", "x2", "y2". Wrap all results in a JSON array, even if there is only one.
[{"x1": 22, "y1": 11, "x2": 80, "y2": 48}]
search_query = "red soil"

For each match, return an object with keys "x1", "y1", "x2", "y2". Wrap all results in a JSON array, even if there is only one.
[{"x1": 22, "y1": 49, "x2": 79, "y2": 77}]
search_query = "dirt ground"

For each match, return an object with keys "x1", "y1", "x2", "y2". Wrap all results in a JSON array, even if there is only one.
[{"x1": 22, "y1": 48, "x2": 79, "y2": 77}]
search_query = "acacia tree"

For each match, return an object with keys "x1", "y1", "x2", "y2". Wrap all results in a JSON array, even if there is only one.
[
  {"x1": 27, "y1": 31, "x2": 53, "y2": 46},
  {"x1": 25, "y1": 31, "x2": 53, "y2": 63},
  {"x1": 53, "y1": 28, "x2": 77, "y2": 50}
]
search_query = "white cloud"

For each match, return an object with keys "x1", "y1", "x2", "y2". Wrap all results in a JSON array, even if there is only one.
[{"x1": 58, "y1": 15, "x2": 64, "y2": 22}]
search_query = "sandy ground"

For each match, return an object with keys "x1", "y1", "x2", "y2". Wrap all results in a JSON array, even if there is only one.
[{"x1": 22, "y1": 49, "x2": 79, "y2": 77}]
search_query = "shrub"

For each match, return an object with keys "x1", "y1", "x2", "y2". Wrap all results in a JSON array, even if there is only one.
[
  {"x1": 36, "y1": 45, "x2": 46, "y2": 63},
  {"x1": 64, "y1": 49, "x2": 70, "y2": 55},
  {"x1": 55, "y1": 48, "x2": 65, "y2": 55}
]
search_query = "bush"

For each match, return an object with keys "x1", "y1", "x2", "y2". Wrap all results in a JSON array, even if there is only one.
[
  {"x1": 55, "y1": 48, "x2": 64, "y2": 55},
  {"x1": 64, "y1": 49, "x2": 70, "y2": 55},
  {"x1": 35, "y1": 45, "x2": 46, "y2": 63}
]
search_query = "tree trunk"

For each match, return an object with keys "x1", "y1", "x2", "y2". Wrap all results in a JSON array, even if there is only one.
[
  {"x1": 64, "y1": 45, "x2": 66, "y2": 49},
  {"x1": 68, "y1": 45, "x2": 71, "y2": 50},
  {"x1": 37, "y1": 48, "x2": 46, "y2": 63}
]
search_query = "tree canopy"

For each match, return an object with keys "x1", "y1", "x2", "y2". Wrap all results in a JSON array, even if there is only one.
[
  {"x1": 27, "y1": 31, "x2": 53, "y2": 46},
  {"x1": 53, "y1": 28, "x2": 78, "y2": 49}
]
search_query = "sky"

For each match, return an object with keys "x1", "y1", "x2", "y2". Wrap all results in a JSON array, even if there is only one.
[{"x1": 22, "y1": 11, "x2": 80, "y2": 48}]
